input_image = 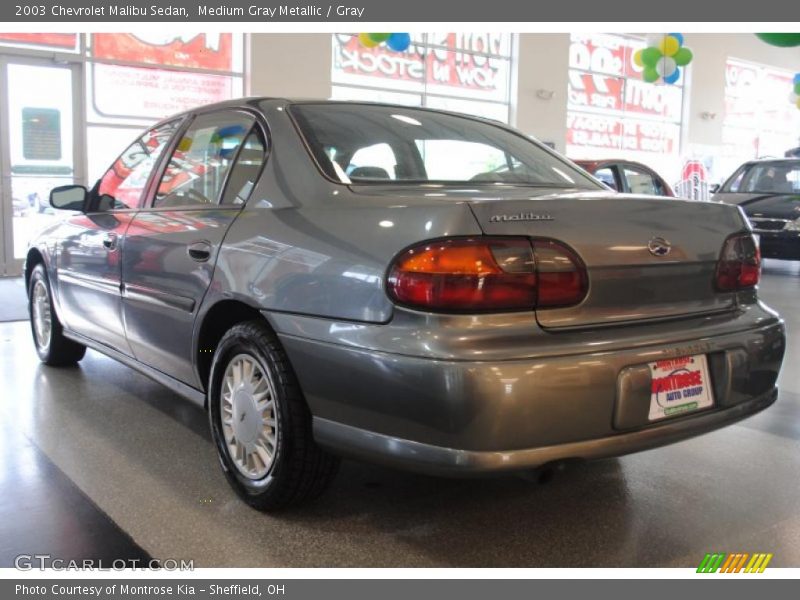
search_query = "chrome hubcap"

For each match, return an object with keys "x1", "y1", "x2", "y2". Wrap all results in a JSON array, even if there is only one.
[
  {"x1": 31, "y1": 280, "x2": 52, "y2": 351},
  {"x1": 221, "y1": 354, "x2": 278, "y2": 479}
]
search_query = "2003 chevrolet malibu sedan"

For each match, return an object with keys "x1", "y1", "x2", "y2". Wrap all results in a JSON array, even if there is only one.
[{"x1": 26, "y1": 99, "x2": 785, "y2": 510}]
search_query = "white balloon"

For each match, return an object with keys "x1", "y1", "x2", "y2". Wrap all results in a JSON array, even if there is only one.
[
  {"x1": 790, "y1": 92, "x2": 799, "y2": 104},
  {"x1": 656, "y1": 57, "x2": 677, "y2": 77}
]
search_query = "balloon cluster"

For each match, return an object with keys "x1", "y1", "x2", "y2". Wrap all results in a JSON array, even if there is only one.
[
  {"x1": 357, "y1": 33, "x2": 411, "y2": 52},
  {"x1": 634, "y1": 33, "x2": 693, "y2": 85},
  {"x1": 791, "y1": 74, "x2": 800, "y2": 110},
  {"x1": 756, "y1": 33, "x2": 800, "y2": 48}
]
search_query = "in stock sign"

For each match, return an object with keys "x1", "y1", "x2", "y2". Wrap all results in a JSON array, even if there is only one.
[
  {"x1": 566, "y1": 34, "x2": 683, "y2": 156},
  {"x1": 332, "y1": 33, "x2": 508, "y2": 99}
]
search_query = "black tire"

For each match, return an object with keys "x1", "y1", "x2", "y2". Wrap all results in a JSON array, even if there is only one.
[
  {"x1": 208, "y1": 320, "x2": 339, "y2": 511},
  {"x1": 28, "y1": 264, "x2": 86, "y2": 366}
]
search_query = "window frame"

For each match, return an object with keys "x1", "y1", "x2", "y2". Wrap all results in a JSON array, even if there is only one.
[
  {"x1": 287, "y1": 101, "x2": 603, "y2": 190},
  {"x1": 86, "y1": 116, "x2": 186, "y2": 214},
  {"x1": 144, "y1": 108, "x2": 269, "y2": 211},
  {"x1": 621, "y1": 163, "x2": 660, "y2": 196},
  {"x1": 591, "y1": 165, "x2": 623, "y2": 192}
]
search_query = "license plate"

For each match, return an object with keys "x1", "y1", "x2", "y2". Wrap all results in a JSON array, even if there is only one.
[{"x1": 648, "y1": 354, "x2": 714, "y2": 421}]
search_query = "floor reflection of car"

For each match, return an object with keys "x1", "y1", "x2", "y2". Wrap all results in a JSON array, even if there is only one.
[
  {"x1": 712, "y1": 158, "x2": 800, "y2": 260},
  {"x1": 573, "y1": 159, "x2": 675, "y2": 197},
  {"x1": 25, "y1": 99, "x2": 785, "y2": 510}
]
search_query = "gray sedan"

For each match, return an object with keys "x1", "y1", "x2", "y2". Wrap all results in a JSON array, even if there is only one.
[{"x1": 25, "y1": 99, "x2": 785, "y2": 510}]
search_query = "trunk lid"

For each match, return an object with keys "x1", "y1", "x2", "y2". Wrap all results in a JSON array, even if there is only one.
[{"x1": 468, "y1": 191, "x2": 747, "y2": 329}]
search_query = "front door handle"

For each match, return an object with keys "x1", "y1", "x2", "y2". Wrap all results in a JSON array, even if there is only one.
[
  {"x1": 187, "y1": 241, "x2": 212, "y2": 262},
  {"x1": 102, "y1": 233, "x2": 118, "y2": 250}
]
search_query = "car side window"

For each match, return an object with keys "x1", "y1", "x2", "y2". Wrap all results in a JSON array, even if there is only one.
[
  {"x1": 722, "y1": 166, "x2": 747, "y2": 192},
  {"x1": 593, "y1": 167, "x2": 618, "y2": 190},
  {"x1": 220, "y1": 128, "x2": 267, "y2": 205},
  {"x1": 153, "y1": 111, "x2": 255, "y2": 209},
  {"x1": 623, "y1": 167, "x2": 658, "y2": 195},
  {"x1": 93, "y1": 121, "x2": 179, "y2": 211}
]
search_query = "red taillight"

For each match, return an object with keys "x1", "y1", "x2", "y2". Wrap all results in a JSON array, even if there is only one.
[
  {"x1": 531, "y1": 239, "x2": 588, "y2": 307},
  {"x1": 715, "y1": 233, "x2": 761, "y2": 291},
  {"x1": 387, "y1": 237, "x2": 587, "y2": 312}
]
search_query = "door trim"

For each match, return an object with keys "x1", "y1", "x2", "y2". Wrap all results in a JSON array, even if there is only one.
[{"x1": 63, "y1": 328, "x2": 206, "y2": 407}]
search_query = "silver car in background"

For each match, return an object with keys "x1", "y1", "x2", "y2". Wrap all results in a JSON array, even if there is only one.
[{"x1": 26, "y1": 99, "x2": 785, "y2": 510}]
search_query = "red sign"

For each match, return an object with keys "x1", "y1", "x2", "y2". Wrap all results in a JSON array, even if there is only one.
[
  {"x1": 567, "y1": 112, "x2": 678, "y2": 154},
  {"x1": 333, "y1": 34, "x2": 508, "y2": 99},
  {"x1": 567, "y1": 34, "x2": 684, "y2": 155},
  {"x1": 567, "y1": 72, "x2": 624, "y2": 112},
  {"x1": 92, "y1": 34, "x2": 234, "y2": 71},
  {"x1": 0, "y1": 33, "x2": 77, "y2": 50},
  {"x1": 569, "y1": 33, "x2": 632, "y2": 77},
  {"x1": 93, "y1": 63, "x2": 234, "y2": 120}
]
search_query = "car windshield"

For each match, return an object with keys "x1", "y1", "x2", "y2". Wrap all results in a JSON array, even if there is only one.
[
  {"x1": 289, "y1": 103, "x2": 601, "y2": 189},
  {"x1": 722, "y1": 161, "x2": 800, "y2": 194}
]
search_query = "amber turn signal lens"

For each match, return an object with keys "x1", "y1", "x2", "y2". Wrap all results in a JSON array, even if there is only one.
[{"x1": 387, "y1": 237, "x2": 587, "y2": 312}]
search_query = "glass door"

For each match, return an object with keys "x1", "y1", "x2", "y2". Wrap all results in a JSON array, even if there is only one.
[{"x1": 0, "y1": 58, "x2": 80, "y2": 276}]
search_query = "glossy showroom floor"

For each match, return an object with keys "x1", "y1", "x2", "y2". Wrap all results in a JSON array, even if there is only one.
[{"x1": 1, "y1": 261, "x2": 799, "y2": 568}]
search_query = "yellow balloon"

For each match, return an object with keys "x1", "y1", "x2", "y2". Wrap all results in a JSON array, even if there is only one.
[
  {"x1": 796, "y1": 97, "x2": 800, "y2": 109},
  {"x1": 659, "y1": 35, "x2": 681, "y2": 57},
  {"x1": 358, "y1": 33, "x2": 379, "y2": 48},
  {"x1": 633, "y1": 49, "x2": 644, "y2": 67}
]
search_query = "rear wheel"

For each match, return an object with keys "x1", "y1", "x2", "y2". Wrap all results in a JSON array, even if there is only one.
[
  {"x1": 28, "y1": 264, "x2": 86, "y2": 366},
  {"x1": 208, "y1": 320, "x2": 339, "y2": 510}
]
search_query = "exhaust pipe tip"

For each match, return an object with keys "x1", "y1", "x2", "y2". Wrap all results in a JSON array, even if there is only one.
[{"x1": 518, "y1": 459, "x2": 572, "y2": 485}]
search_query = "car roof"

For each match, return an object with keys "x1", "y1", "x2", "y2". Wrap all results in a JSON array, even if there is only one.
[
  {"x1": 572, "y1": 158, "x2": 658, "y2": 171},
  {"x1": 150, "y1": 97, "x2": 508, "y2": 129},
  {"x1": 741, "y1": 158, "x2": 800, "y2": 166}
]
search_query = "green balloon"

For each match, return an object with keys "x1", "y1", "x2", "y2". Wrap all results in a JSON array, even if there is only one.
[
  {"x1": 795, "y1": 82, "x2": 800, "y2": 95},
  {"x1": 673, "y1": 47, "x2": 693, "y2": 66},
  {"x1": 641, "y1": 47, "x2": 662, "y2": 67},
  {"x1": 367, "y1": 33, "x2": 391, "y2": 43},
  {"x1": 643, "y1": 67, "x2": 660, "y2": 83},
  {"x1": 756, "y1": 33, "x2": 800, "y2": 47}
]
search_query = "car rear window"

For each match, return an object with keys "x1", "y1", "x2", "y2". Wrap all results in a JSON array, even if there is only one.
[
  {"x1": 289, "y1": 103, "x2": 601, "y2": 189},
  {"x1": 722, "y1": 161, "x2": 800, "y2": 194}
]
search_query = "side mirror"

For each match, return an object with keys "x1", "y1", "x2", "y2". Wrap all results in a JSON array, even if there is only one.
[
  {"x1": 710, "y1": 183, "x2": 720, "y2": 194},
  {"x1": 50, "y1": 185, "x2": 87, "y2": 211}
]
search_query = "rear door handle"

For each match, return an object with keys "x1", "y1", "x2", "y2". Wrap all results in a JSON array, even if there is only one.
[
  {"x1": 187, "y1": 241, "x2": 212, "y2": 262},
  {"x1": 102, "y1": 233, "x2": 118, "y2": 250}
]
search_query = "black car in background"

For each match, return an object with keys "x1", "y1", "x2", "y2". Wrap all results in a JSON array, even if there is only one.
[{"x1": 713, "y1": 159, "x2": 800, "y2": 260}]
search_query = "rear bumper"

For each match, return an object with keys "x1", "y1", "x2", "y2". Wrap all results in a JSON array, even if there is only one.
[
  {"x1": 756, "y1": 231, "x2": 800, "y2": 260},
  {"x1": 312, "y1": 387, "x2": 777, "y2": 476},
  {"x1": 271, "y1": 306, "x2": 785, "y2": 474}
]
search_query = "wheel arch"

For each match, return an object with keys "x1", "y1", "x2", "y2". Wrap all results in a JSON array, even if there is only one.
[
  {"x1": 24, "y1": 247, "x2": 46, "y2": 292},
  {"x1": 194, "y1": 298, "x2": 277, "y2": 401}
]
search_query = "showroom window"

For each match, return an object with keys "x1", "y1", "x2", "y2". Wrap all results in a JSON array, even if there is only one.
[
  {"x1": 722, "y1": 58, "x2": 800, "y2": 176},
  {"x1": 85, "y1": 34, "x2": 245, "y2": 182},
  {"x1": 331, "y1": 33, "x2": 514, "y2": 123},
  {"x1": 0, "y1": 34, "x2": 245, "y2": 273},
  {"x1": 565, "y1": 33, "x2": 685, "y2": 183}
]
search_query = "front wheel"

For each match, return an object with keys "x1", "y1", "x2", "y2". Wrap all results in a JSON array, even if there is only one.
[
  {"x1": 28, "y1": 264, "x2": 86, "y2": 366},
  {"x1": 208, "y1": 320, "x2": 339, "y2": 510}
]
